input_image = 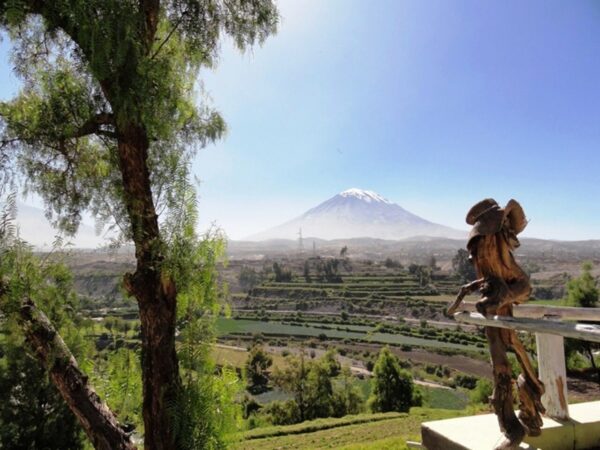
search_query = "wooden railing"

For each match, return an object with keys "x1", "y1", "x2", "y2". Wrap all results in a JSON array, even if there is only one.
[{"x1": 453, "y1": 303, "x2": 600, "y2": 420}]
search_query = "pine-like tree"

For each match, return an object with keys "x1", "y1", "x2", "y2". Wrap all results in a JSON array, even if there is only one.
[{"x1": 0, "y1": 2, "x2": 278, "y2": 449}]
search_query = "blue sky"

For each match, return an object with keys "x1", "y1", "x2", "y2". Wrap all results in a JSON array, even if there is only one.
[{"x1": 2, "y1": 0, "x2": 600, "y2": 241}]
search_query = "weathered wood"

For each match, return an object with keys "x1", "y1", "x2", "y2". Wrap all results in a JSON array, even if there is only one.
[
  {"x1": 454, "y1": 312, "x2": 600, "y2": 343},
  {"x1": 536, "y1": 333, "x2": 570, "y2": 420},
  {"x1": 6, "y1": 292, "x2": 137, "y2": 450},
  {"x1": 456, "y1": 302, "x2": 600, "y2": 322},
  {"x1": 448, "y1": 199, "x2": 545, "y2": 450}
]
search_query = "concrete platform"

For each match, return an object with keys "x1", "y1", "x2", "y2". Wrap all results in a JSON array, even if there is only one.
[{"x1": 421, "y1": 401, "x2": 600, "y2": 450}]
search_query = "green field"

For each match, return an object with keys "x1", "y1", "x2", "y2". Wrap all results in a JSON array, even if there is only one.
[{"x1": 216, "y1": 318, "x2": 479, "y2": 351}]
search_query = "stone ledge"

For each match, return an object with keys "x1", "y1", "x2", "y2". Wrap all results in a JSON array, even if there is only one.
[{"x1": 421, "y1": 401, "x2": 600, "y2": 450}]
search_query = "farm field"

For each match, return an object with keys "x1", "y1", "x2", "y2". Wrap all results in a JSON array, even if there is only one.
[{"x1": 216, "y1": 318, "x2": 482, "y2": 351}]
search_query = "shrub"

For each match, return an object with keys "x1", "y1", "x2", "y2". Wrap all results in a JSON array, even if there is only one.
[{"x1": 470, "y1": 379, "x2": 493, "y2": 404}]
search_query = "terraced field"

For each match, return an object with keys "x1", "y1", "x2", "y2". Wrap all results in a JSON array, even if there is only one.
[
  {"x1": 216, "y1": 318, "x2": 482, "y2": 351},
  {"x1": 232, "y1": 265, "x2": 465, "y2": 323}
]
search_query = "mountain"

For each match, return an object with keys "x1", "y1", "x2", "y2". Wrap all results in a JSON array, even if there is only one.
[
  {"x1": 15, "y1": 202, "x2": 107, "y2": 249},
  {"x1": 247, "y1": 188, "x2": 466, "y2": 241}
]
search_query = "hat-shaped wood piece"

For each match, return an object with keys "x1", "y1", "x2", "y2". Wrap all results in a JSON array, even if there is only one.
[{"x1": 467, "y1": 198, "x2": 527, "y2": 247}]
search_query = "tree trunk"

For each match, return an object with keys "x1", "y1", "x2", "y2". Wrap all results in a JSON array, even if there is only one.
[
  {"x1": 7, "y1": 293, "x2": 136, "y2": 450},
  {"x1": 116, "y1": 124, "x2": 180, "y2": 450}
]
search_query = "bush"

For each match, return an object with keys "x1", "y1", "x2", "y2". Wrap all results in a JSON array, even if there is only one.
[
  {"x1": 455, "y1": 374, "x2": 478, "y2": 390},
  {"x1": 369, "y1": 347, "x2": 415, "y2": 413},
  {"x1": 262, "y1": 400, "x2": 300, "y2": 425},
  {"x1": 470, "y1": 379, "x2": 493, "y2": 404}
]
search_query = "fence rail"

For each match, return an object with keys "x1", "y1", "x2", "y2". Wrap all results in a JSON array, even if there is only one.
[{"x1": 453, "y1": 304, "x2": 600, "y2": 421}]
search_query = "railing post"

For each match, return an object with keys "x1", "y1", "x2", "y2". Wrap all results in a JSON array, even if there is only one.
[{"x1": 535, "y1": 332, "x2": 570, "y2": 420}]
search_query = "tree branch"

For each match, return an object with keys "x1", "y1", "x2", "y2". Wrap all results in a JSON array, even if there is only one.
[
  {"x1": 149, "y1": 12, "x2": 186, "y2": 61},
  {"x1": 0, "y1": 282, "x2": 137, "y2": 450},
  {"x1": 68, "y1": 113, "x2": 116, "y2": 139}
]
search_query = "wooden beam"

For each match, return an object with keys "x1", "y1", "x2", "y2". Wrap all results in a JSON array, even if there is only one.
[
  {"x1": 453, "y1": 312, "x2": 600, "y2": 343},
  {"x1": 457, "y1": 302, "x2": 600, "y2": 322}
]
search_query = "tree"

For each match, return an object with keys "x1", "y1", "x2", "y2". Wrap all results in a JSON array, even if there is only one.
[
  {"x1": 316, "y1": 258, "x2": 342, "y2": 283},
  {"x1": 452, "y1": 249, "x2": 476, "y2": 282},
  {"x1": 369, "y1": 347, "x2": 415, "y2": 413},
  {"x1": 271, "y1": 351, "x2": 361, "y2": 424},
  {"x1": 384, "y1": 258, "x2": 402, "y2": 269},
  {"x1": 321, "y1": 348, "x2": 341, "y2": 377},
  {"x1": 566, "y1": 262, "x2": 598, "y2": 308},
  {"x1": 273, "y1": 262, "x2": 292, "y2": 282},
  {"x1": 340, "y1": 246, "x2": 348, "y2": 257},
  {"x1": 245, "y1": 345, "x2": 273, "y2": 394},
  {"x1": 409, "y1": 264, "x2": 431, "y2": 287},
  {"x1": 304, "y1": 359, "x2": 334, "y2": 419},
  {"x1": 272, "y1": 353, "x2": 310, "y2": 422},
  {"x1": 303, "y1": 260, "x2": 311, "y2": 283},
  {"x1": 332, "y1": 366, "x2": 365, "y2": 417},
  {"x1": 0, "y1": 239, "x2": 85, "y2": 449},
  {"x1": 239, "y1": 266, "x2": 261, "y2": 291},
  {"x1": 0, "y1": 2, "x2": 278, "y2": 449},
  {"x1": 564, "y1": 262, "x2": 599, "y2": 375}
]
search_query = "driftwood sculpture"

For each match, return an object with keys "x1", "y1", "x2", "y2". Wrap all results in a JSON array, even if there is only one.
[{"x1": 447, "y1": 199, "x2": 545, "y2": 450}]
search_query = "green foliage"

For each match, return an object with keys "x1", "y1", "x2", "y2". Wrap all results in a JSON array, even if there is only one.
[
  {"x1": 565, "y1": 262, "x2": 598, "y2": 308},
  {"x1": 452, "y1": 249, "x2": 476, "y2": 282},
  {"x1": 564, "y1": 262, "x2": 599, "y2": 373},
  {"x1": 384, "y1": 258, "x2": 402, "y2": 269},
  {"x1": 332, "y1": 367, "x2": 365, "y2": 417},
  {"x1": 454, "y1": 373, "x2": 478, "y2": 390},
  {"x1": 470, "y1": 378, "x2": 492, "y2": 404},
  {"x1": 322, "y1": 348, "x2": 342, "y2": 377},
  {"x1": 171, "y1": 224, "x2": 242, "y2": 449},
  {"x1": 0, "y1": 1, "x2": 278, "y2": 239},
  {"x1": 271, "y1": 351, "x2": 365, "y2": 425},
  {"x1": 272, "y1": 262, "x2": 292, "y2": 283},
  {"x1": 92, "y1": 348, "x2": 143, "y2": 429},
  {"x1": 1, "y1": 2, "x2": 279, "y2": 448},
  {"x1": 246, "y1": 344, "x2": 273, "y2": 393},
  {"x1": 369, "y1": 347, "x2": 415, "y2": 413},
  {"x1": 261, "y1": 400, "x2": 301, "y2": 426},
  {"x1": 239, "y1": 266, "x2": 261, "y2": 290},
  {"x1": 315, "y1": 258, "x2": 343, "y2": 283},
  {"x1": 0, "y1": 343, "x2": 84, "y2": 450},
  {"x1": 241, "y1": 394, "x2": 262, "y2": 420},
  {"x1": 0, "y1": 209, "x2": 86, "y2": 449},
  {"x1": 303, "y1": 260, "x2": 311, "y2": 283},
  {"x1": 407, "y1": 264, "x2": 431, "y2": 287}
]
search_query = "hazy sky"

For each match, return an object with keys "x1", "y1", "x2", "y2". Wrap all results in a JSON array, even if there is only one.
[{"x1": 2, "y1": 0, "x2": 600, "y2": 243}]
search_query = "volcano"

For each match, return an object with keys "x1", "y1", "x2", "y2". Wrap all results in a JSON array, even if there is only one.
[{"x1": 247, "y1": 188, "x2": 466, "y2": 241}]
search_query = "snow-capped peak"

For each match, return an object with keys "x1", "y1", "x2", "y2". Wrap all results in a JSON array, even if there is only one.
[{"x1": 339, "y1": 188, "x2": 392, "y2": 204}]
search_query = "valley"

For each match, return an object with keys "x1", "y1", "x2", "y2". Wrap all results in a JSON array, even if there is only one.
[{"x1": 60, "y1": 233, "x2": 600, "y2": 449}]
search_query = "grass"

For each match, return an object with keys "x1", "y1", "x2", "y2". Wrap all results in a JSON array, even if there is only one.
[
  {"x1": 241, "y1": 412, "x2": 404, "y2": 440},
  {"x1": 232, "y1": 407, "x2": 466, "y2": 450},
  {"x1": 337, "y1": 437, "x2": 408, "y2": 450},
  {"x1": 418, "y1": 386, "x2": 468, "y2": 410}
]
